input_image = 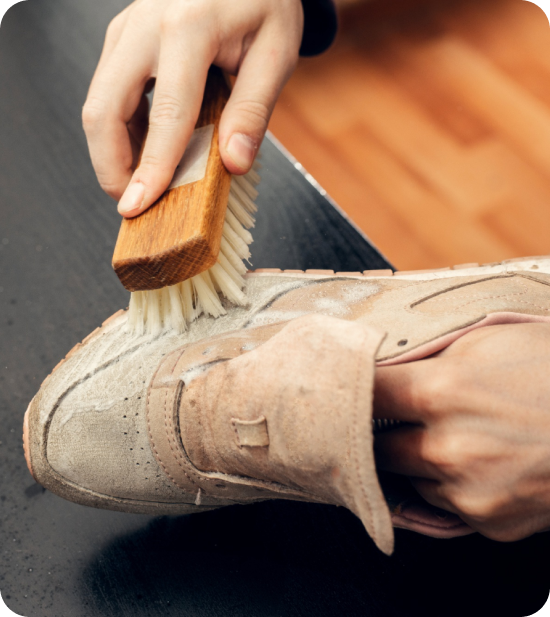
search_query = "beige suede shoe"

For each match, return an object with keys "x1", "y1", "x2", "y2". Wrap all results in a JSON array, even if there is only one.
[{"x1": 23, "y1": 257, "x2": 550, "y2": 555}]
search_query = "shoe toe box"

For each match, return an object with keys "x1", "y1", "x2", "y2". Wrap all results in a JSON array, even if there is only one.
[{"x1": 25, "y1": 314, "x2": 200, "y2": 513}]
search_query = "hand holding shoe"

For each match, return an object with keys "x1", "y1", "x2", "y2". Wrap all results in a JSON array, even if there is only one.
[{"x1": 374, "y1": 323, "x2": 550, "y2": 542}]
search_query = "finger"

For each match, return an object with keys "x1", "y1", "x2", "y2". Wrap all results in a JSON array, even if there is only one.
[
  {"x1": 95, "y1": 6, "x2": 132, "y2": 74},
  {"x1": 218, "y1": 29, "x2": 299, "y2": 174},
  {"x1": 373, "y1": 362, "x2": 430, "y2": 424},
  {"x1": 411, "y1": 478, "x2": 541, "y2": 541},
  {"x1": 118, "y1": 29, "x2": 214, "y2": 217},
  {"x1": 410, "y1": 477, "x2": 461, "y2": 516},
  {"x1": 83, "y1": 30, "x2": 155, "y2": 200},
  {"x1": 374, "y1": 425, "x2": 443, "y2": 480}
]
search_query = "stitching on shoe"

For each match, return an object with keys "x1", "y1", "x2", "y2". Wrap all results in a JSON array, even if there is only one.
[
  {"x1": 147, "y1": 340, "x2": 291, "y2": 497},
  {"x1": 413, "y1": 276, "x2": 550, "y2": 313},
  {"x1": 161, "y1": 355, "x2": 237, "y2": 493},
  {"x1": 164, "y1": 349, "x2": 207, "y2": 490},
  {"x1": 163, "y1": 380, "x2": 200, "y2": 491},
  {"x1": 351, "y1": 330, "x2": 376, "y2": 545},
  {"x1": 503, "y1": 299, "x2": 550, "y2": 311},
  {"x1": 456, "y1": 297, "x2": 550, "y2": 313},
  {"x1": 409, "y1": 274, "x2": 516, "y2": 309},
  {"x1": 146, "y1": 349, "x2": 199, "y2": 493},
  {"x1": 445, "y1": 291, "x2": 527, "y2": 306},
  {"x1": 146, "y1": 356, "x2": 178, "y2": 489}
]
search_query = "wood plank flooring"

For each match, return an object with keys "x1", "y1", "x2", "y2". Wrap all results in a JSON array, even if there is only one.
[{"x1": 269, "y1": 0, "x2": 550, "y2": 269}]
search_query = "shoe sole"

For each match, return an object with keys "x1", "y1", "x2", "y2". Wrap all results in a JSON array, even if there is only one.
[{"x1": 23, "y1": 255, "x2": 550, "y2": 480}]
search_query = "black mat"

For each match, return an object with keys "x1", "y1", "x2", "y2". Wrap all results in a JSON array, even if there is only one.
[{"x1": 0, "y1": 1, "x2": 549, "y2": 615}]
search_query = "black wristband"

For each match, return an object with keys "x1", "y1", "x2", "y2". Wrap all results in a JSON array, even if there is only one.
[{"x1": 300, "y1": 0, "x2": 338, "y2": 56}]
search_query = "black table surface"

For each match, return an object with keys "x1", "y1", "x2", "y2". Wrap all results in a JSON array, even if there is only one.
[{"x1": 1, "y1": 1, "x2": 549, "y2": 616}]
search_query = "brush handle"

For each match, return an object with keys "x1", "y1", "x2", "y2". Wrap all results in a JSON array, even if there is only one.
[{"x1": 112, "y1": 66, "x2": 232, "y2": 292}]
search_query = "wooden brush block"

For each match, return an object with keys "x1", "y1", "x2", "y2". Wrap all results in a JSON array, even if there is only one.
[{"x1": 112, "y1": 67, "x2": 232, "y2": 292}]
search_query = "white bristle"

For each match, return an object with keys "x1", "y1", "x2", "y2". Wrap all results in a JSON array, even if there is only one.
[
  {"x1": 126, "y1": 159, "x2": 260, "y2": 336},
  {"x1": 161, "y1": 286, "x2": 171, "y2": 321},
  {"x1": 225, "y1": 209, "x2": 253, "y2": 244},
  {"x1": 127, "y1": 291, "x2": 145, "y2": 336},
  {"x1": 219, "y1": 236, "x2": 247, "y2": 274},
  {"x1": 233, "y1": 174, "x2": 259, "y2": 200},
  {"x1": 179, "y1": 279, "x2": 197, "y2": 321},
  {"x1": 193, "y1": 272, "x2": 226, "y2": 318},
  {"x1": 222, "y1": 221, "x2": 251, "y2": 261},
  {"x1": 209, "y1": 262, "x2": 248, "y2": 306},
  {"x1": 218, "y1": 248, "x2": 247, "y2": 284},
  {"x1": 202, "y1": 268, "x2": 217, "y2": 294},
  {"x1": 145, "y1": 289, "x2": 163, "y2": 335},
  {"x1": 230, "y1": 181, "x2": 258, "y2": 215},
  {"x1": 167, "y1": 284, "x2": 187, "y2": 333},
  {"x1": 245, "y1": 170, "x2": 260, "y2": 186},
  {"x1": 227, "y1": 191, "x2": 256, "y2": 228}
]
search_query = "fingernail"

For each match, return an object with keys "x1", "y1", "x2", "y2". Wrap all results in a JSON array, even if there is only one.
[
  {"x1": 226, "y1": 133, "x2": 256, "y2": 171},
  {"x1": 118, "y1": 182, "x2": 145, "y2": 214}
]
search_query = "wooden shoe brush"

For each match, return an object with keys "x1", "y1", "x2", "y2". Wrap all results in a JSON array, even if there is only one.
[{"x1": 112, "y1": 66, "x2": 261, "y2": 336}]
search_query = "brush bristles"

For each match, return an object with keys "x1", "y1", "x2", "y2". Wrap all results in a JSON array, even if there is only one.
[{"x1": 126, "y1": 164, "x2": 260, "y2": 335}]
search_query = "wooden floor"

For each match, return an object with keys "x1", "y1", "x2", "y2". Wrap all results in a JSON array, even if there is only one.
[{"x1": 269, "y1": 0, "x2": 550, "y2": 269}]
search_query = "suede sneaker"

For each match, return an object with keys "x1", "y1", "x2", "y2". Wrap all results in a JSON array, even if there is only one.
[{"x1": 23, "y1": 257, "x2": 550, "y2": 555}]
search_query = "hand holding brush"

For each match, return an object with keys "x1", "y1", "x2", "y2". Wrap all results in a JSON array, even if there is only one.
[{"x1": 82, "y1": 0, "x2": 304, "y2": 216}]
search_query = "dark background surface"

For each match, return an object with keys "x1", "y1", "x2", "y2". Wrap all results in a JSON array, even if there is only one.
[{"x1": 0, "y1": 1, "x2": 549, "y2": 616}]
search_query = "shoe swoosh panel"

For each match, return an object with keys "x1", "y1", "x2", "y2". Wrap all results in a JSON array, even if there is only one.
[
  {"x1": 363, "y1": 273, "x2": 550, "y2": 361},
  {"x1": 236, "y1": 274, "x2": 550, "y2": 361},
  {"x1": 378, "y1": 274, "x2": 550, "y2": 360}
]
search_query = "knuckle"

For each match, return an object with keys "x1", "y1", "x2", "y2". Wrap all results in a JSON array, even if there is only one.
[
  {"x1": 160, "y1": 12, "x2": 178, "y2": 34},
  {"x1": 413, "y1": 366, "x2": 458, "y2": 417},
  {"x1": 82, "y1": 98, "x2": 109, "y2": 132},
  {"x1": 137, "y1": 152, "x2": 162, "y2": 169},
  {"x1": 421, "y1": 438, "x2": 450, "y2": 470},
  {"x1": 97, "y1": 177, "x2": 124, "y2": 200},
  {"x1": 452, "y1": 493, "x2": 502, "y2": 521},
  {"x1": 105, "y1": 13, "x2": 125, "y2": 40},
  {"x1": 422, "y1": 433, "x2": 468, "y2": 472},
  {"x1": 232, "y1": 99, "x2": 271, "y2": 130},
  {"x1": 137, "y1": 153, "x2": 173, "y2": 182},
  {"x1": 149, "y1": 95, "x2": 184, "y2": 126},
  {"x1": 161, "y1": 0, "x2": 206, "y2": 33}
]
